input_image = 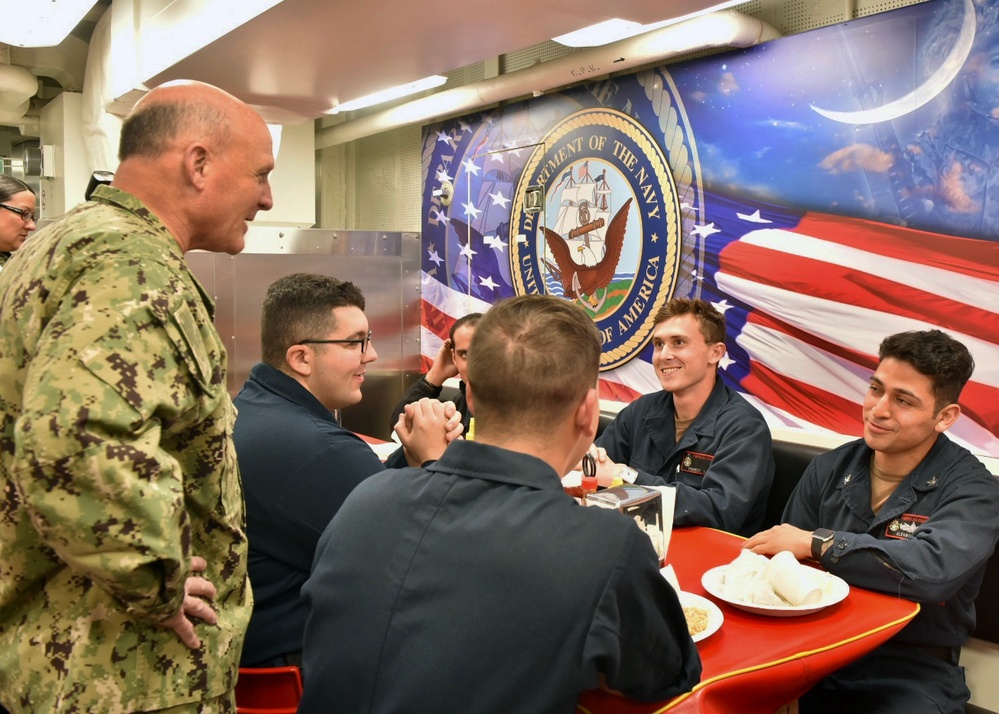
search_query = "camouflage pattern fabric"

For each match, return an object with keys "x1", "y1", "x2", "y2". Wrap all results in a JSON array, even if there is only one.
[
  {"x1": 0, "y1": 185, "x2": 250, "y2": 712},
  {"x1": 152, "y1": 692, "x2": 236, "y2": 714}
]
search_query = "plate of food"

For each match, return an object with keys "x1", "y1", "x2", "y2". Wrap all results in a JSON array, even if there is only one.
[
  {"x1": 679, "y1": 591, "x2": 723, "y2": 642},
  {"x1": 701, "y1": 550, "x2": 849, "y2": 617}
]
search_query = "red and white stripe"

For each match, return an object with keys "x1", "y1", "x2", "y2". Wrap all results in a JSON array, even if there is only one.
[{"x1": 717, "y1": 213, "x2": 999, "y2": 457}]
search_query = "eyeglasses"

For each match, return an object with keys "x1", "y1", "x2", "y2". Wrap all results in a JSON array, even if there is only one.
[
  {"x1": 298, "y1": 330, "x2": 372, "y2": 354},
  {"x1": 0, "y1": 204, "x2": 37, "y2": 223}
]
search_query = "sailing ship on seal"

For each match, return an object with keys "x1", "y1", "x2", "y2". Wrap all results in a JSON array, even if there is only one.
[
  {"x1": 543, "y1": 160, "x2": 632, "y2": 310},
  {"x1": 548, "y1": 161, "x2": 612, "y2": 267}
]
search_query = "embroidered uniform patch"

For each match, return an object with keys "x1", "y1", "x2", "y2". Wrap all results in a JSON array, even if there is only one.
[
  {"x1": 680, "y1": 451, "x2": 713, "y2": 476},
  {"x1": 885, "y1": 513, "x2": 929, "y2": 540}
]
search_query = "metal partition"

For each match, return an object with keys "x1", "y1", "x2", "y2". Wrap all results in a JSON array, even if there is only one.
[{"x1": 186, "y1": 227, "x2": 422, "y2": 441}]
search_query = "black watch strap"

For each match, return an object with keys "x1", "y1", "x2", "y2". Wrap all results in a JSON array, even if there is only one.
[{"x1": 421, "y1": 375, "x2": 442, "y2": 390}]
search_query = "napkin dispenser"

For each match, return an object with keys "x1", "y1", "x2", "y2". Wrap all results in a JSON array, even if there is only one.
[{"x1": 585, "y1": 485, "x2": 666, "y2": 561}]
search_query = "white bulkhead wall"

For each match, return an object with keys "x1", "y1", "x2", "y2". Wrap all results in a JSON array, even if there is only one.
[{"x1": 37, "y1": 0, "x2": 314, "y2": 226}]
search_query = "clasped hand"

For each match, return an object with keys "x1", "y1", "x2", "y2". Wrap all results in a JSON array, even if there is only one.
[{"x1": 394, "y1": 397, "x2": 463, "y2": 465}]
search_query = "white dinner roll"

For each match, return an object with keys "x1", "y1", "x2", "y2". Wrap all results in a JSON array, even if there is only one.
[
  {"x1": 765, "y1": 550, "x2": 823, "y2": 606},
  {"x1": 722, "y1": 551, "x2": 784, "y2": 605}
]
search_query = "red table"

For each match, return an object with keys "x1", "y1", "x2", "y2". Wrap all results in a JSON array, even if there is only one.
[{"x1": 576, "y1": 527, "x2": 919, "y2": 714}]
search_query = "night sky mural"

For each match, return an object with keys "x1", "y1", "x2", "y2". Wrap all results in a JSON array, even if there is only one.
[{"x1": 419, "y1": 0, "x2": 998, "y2": 457}]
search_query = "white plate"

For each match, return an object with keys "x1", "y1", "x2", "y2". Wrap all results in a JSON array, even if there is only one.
[
  {"x1": 701, "y1": 565, "x2": 850, "y2": 617},
  {"x1": 679, "y1": 591, "x2": 723, "y2": 642}
]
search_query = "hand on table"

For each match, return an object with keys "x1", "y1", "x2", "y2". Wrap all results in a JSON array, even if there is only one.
[
  {"x1": 161, "y1": 555, "x2": 218, "y2": 649},
  {"x1": 743, "y1": 524, "x2": 813, "y2": 561}
]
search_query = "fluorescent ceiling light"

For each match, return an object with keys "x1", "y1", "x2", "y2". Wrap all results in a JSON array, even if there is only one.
[
  {"x1": 329, "y1": 75, "x2": 449, "y2": 114},
  {"x1": 553, "y1": 1, "x2": 750, "y2": 48},
  {"x1": 0, "y1": 0, "x2": 99, "y2": 48},
  {"x1": 553, "y1": 19, "x2": 645, "y2": 48}
]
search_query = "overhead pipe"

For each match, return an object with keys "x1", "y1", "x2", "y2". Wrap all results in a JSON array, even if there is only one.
[{"x1": 316, "y1": 10, "x2": 781, "y2": 150}]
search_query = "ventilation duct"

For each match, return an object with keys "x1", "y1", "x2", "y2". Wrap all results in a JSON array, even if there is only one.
[
  {"x1": 0, "y1": 63, "x2": 38, "y2": 125},
  {"x1": 316, "y1": 10, "x2": 780, "y2": 149}
]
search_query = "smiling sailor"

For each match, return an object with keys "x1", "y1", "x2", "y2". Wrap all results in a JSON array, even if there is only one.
[
  {"x1": 589, "y1": 297, "x2": 775, "y2": 537},
  {"x1": 745, "y1": 329, "x2": 999, "y2": 714}
]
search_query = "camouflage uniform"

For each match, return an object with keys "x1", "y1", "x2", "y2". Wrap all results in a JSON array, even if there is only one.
[{"x1": 0, "y1": 185, "x2": 250, "y2": 712}]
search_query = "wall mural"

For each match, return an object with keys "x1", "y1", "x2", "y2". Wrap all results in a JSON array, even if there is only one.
[{"x1": 420, "y1": 0, "x2": 999, "y2": 457}]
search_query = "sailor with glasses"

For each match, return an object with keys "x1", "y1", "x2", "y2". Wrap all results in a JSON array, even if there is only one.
[
  {"x1": 233, "y1": 272, "x2": 462, "y2": 669},
  {"x1": 299, "y1": 295, "x2": 701, "y2": 711}
]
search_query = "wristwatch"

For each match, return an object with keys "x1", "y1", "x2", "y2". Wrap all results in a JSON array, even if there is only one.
[
  {"x1": 617, "y1": 465, "x2": 639, "y2": 484},
  {"x1": 811, "y1": 528, "x2": 835, "y2": 561}
]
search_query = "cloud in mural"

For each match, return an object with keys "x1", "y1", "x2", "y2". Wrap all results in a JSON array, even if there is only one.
[
  {"x1": 718, "y1": 71, "x2": 740, "y2": 96},
  {"x1": 759, "y1": 119, "x2": 808, "y2": 131},
  {"x1": 698, "y1": 142, "x2": 740, "y2": 183},
  {"x1": 696, "y1": 142, "x2": 781, "y2": 202},
  {"x1": 819, "y1": 144, "x2": 894, "y2": 175},
  {"x1": 937, "y1": 161, "x2": 979, "y2": 214}
]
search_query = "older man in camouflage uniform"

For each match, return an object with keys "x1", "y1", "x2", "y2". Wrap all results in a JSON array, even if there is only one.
[{"x1": 0, "y1": 82, "x2": 274, "y2": 712}]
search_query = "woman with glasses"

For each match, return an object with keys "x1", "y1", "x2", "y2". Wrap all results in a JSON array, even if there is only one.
[{"x1": 0, "y1": 175, "x2": 37, "y2": 270}]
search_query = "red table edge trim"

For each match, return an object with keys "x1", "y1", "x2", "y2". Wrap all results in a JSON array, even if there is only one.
[
  {"x1": 652, "y1": 605, "x2": 921, "y2": 713},
  {"x1": 575, "y1": 603, "x2": 920, "y2": 714},
  {"x1": 577, "y1": 528, "x2": 922, "y2": 714},
  {"x1": 656, "y1": 527, "x2": 920, "y2": 714}
]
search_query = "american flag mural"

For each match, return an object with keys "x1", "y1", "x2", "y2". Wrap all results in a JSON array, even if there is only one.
[
  {"x1": 420, "y1": 187, "x2": 999, "y2": 457},
  {"x1": 420, "y1": 0, "x2": 999, "y2": 458},
  {"x1": 698, "y1": 192, "x2": 998, "y2": 456}
]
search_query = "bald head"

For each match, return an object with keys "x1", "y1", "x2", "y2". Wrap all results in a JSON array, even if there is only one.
[
  {"x1": 112, "y1": 81, "x2": 275, "y2": 255},
  {"x1": 119, "y1": 82, "x2": 261, "y2": 161}
]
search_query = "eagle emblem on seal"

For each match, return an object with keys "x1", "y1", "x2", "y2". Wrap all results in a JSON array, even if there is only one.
[{"x1": 542, "y1": 197, "x2": 633, "y2": 309}]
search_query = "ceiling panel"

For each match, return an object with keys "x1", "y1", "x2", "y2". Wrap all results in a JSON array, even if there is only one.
[{"x1": 144, "y1": 0, "x2": 734, "y2": 123}]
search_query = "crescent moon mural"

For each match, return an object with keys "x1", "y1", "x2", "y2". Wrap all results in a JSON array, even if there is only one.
[{"x1": 810, "y1": 0, "x2": 976, "y2": 125}]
